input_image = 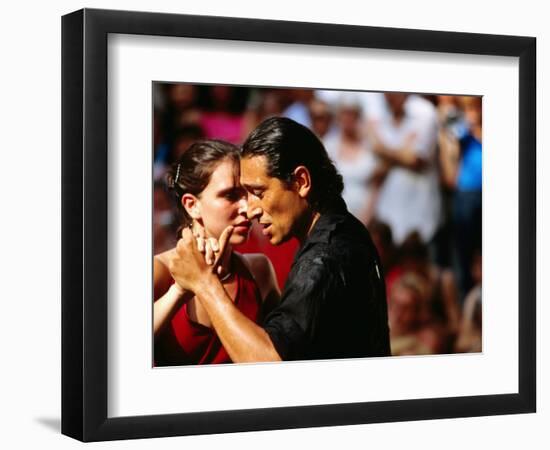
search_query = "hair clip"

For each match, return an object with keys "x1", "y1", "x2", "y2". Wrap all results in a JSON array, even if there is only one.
[{"x1": 174, "y1": 163, "x2": 181, "y2": 186}]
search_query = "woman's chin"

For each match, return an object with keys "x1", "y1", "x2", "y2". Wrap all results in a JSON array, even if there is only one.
[{"x1": 230, "y1": 233, "x2": 248, "y2": 246}]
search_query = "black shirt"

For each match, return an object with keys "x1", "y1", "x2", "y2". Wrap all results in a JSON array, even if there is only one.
[{"x1": 263, "y1": 198, "x2": 391, "y2": 361}]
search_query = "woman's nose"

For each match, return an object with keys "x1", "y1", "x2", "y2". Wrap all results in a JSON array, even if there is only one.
[{"x1": 237, "y1": 196, "x2": 248, "y2": 214}]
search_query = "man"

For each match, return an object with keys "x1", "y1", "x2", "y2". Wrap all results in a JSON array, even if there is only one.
[{"x1": 170, "y1": 117, "x2": 391, "y2": 362}]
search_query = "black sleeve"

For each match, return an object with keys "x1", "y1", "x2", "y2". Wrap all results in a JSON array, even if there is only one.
[{"x1": 263, "y1": 255, "x2": 339, "y2": 360}]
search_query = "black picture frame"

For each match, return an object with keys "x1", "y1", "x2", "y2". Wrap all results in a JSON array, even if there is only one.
[{"x1": 61, "y1": 8, "x2": 536, "y2": 442}]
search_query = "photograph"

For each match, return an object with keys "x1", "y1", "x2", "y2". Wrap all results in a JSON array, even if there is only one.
[{"x1": 152, "y1": 83, "x2": 483, "y2": 366}]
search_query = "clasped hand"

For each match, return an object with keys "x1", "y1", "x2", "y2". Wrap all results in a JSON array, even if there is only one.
[{"x1": 168, "y1": 224, "x2": 234, "y2": 293}]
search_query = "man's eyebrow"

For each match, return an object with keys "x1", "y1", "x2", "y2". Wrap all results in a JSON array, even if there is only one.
[{"x1": 242, "y1": 182, "x2": 265, "y2": 190}]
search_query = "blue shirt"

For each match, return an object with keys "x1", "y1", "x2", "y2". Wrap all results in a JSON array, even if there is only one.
[{"x1": 457, "y1": 134, "x2": 482, "y2": 191}]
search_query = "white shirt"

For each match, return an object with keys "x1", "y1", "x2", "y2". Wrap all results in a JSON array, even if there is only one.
[
  {"x1": 324, "y1": 133, "x2": 377, "y2": 220},
  {"x1": 374, "y1": 96, "x2": 441, "y2": 244}
]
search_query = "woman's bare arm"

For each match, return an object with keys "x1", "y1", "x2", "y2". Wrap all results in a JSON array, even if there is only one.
[{"x1": 153, "y1": 252, "x2": 193, "y2": 338}]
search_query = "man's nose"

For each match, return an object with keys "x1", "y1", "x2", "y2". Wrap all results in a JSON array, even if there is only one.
[{"x1": 246, "y1": 205, "x2": 263, "y2": 221}]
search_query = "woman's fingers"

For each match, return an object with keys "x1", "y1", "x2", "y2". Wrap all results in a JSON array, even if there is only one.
[
  {"x1": 190, "y1": 222, "x2": 207, "y2": 253},
  {"x1": 213, "y1": 226, "x2": 234, "y2": 268},
  {"x1": 208, "y1": 238, "x2": 219, "y2": 253},
  {"x1": 201, "y1": 238, "x2": 222, "y2": 265},
  {"x1": 187, "y1": 223, "x2": 228, "y2": 267},
  {"x1": 189, "y1": 223, "x2": 207, "y2": 253},
  {"x1": 204, "y1": 240, "x2": 214, "y2": 265},
  {"x1": 196, "y1": 236, "x2": 205, "y2": 253}
]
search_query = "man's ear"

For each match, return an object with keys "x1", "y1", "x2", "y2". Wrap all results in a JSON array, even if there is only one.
[
  {"x1": 293, "y1": 165, "x2": 312, "y2": 199},
  {"x1": 181, "y1": 193, "x2": 201, "y2": 220}
]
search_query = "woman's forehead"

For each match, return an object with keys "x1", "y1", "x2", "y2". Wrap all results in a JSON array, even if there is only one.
[{"x1": 207, "y1": 158, "x2": 240, "y2": 190}]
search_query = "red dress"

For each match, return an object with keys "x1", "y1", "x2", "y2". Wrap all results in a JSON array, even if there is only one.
[{"x1": 154, "y1": 254, "x2": 262, "y2": 366}]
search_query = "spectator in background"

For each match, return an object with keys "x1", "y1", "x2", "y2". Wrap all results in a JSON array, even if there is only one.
[
  {"x1": 427, "y1": 94, "x2": 464, "y2": 269},
  {"x1": 153, "y1": 181, "x2": 179, "y2": 253},
  {"x1": 243, "y1": 89, "x2": 285, "y2": 140},
  {"x1": 170, "y1": 125, "x2": 205, "y2": 163},
  {"x1": 455, "y1": 250, "x2": 482, "y2": 352},
  {"x1": 200, "y1": 85, "x2": 248, "y2": 144},
  {"x1": 324, "y1": 94, "x2": 378, "y2": 224},
  {"x1": 439, "y1": 96, "x2": 482, "y2": 298},
  {"x1": 154, "y1": 83, "x2": 202, "y2": 173},
  {"x1": 387, "y1": 232, "x2": 461, "y2": 338},
  {"x1": 154, "y1": 125, "x2": 204, "y2": 181},
  {"x1": 436, "y1": 95, "x2": 462, "y2": 129},
  {"x1": 309, "y1": 97, "x2": 335, "y2": 140},
  {"x1": 282, "y1": 88, "x2": 315, "y2": 128},
  {"x1": 389, "y1": 272, "x2": 450, "y2": 356},
  {"x1": 168, "y1": 83, "x2": 202, "y2": 127},
  {"x1": 370, "y1": 93, "x2": 441, "y2": 247},
  {"x1": 357, "y1": 92, "x2": 388, "y2": 123}
]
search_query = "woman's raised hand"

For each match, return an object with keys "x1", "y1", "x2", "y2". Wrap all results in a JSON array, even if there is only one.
[
  {"x1": 190, "y1": 223, "x2": 233, "y2": 276},
  {"x1": 191, "y1": 222, "x2": 218, "y2": 265}
]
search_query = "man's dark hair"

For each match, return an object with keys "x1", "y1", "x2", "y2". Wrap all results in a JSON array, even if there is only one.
[{"x1": 241, "y1": 117, "x2": 344, "y2": 212}]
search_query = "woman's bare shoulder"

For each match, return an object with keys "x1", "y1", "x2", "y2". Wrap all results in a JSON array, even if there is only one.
[
  {"x1": 239, "y1": 253, "x2": 281, "y2": 312},
  {"x1": 239, "y1": 253, "x2": 270, "y2": 273},
  {"x1": 239, "y1": 253, "x2": 279, "y2": 291}
]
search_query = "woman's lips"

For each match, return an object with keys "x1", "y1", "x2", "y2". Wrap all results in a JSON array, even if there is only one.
[{"x1": 233, "y1": 222, "x2": 251, "y2": 234}]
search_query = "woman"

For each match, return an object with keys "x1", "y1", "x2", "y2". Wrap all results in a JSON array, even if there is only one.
[
  {"x1": 386, "y1": 232, "x2": 461, "y2": 340},
  {"x1": 153, "y1": 139, "x2": 280, "y2": 366},
  {"x1": 438, "y1": 95, "x2": 482, "y2": 298},
  {"x1": 323, "y1": 94, "x2": 378, "y2": 225}
]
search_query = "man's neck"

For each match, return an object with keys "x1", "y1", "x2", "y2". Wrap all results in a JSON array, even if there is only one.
[{"x1": 297, "y1": 210, "x2": 321, "y2": 246}]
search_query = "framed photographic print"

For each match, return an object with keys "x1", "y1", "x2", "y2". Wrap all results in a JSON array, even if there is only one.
[{"x1": 62, "y1": 8, "x2": 536, "y2": 442}]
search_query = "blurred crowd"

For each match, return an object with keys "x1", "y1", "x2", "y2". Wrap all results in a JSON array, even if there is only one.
[{"x1": 153, "y1": 84, "x2": 482, "y2": 356}]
